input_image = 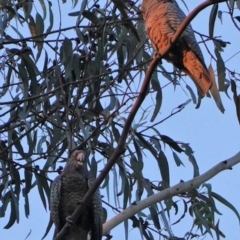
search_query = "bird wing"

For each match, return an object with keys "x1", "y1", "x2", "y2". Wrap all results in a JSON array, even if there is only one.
[
  {"x1": 142, "y1": 0, "x2": 212, "y2": 95},
  {"x1": 164, "y1": 1, "x2": 205, "y2": 65},
  {"x1": 50, "y1": 175, "x2": 61, "y2": 236},
  {"x1": 88, "y1": 176, "x2": 103, "y2": 240},
  {"x1": 164, "y1": 1, "x2": 212, "y2": 95}
]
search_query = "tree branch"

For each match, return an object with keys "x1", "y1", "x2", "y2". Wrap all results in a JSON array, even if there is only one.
[
  {"x1": 103, "y1": 151, "x2": 240, "y2": 235},
  {"x1": 54, "y1": 1, "x2": 229, "y2": 239}
]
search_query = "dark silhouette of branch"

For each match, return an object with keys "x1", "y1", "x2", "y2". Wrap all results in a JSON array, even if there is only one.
[{"x1": 54, "y1": 1, "x2": 229, "y2": 239}]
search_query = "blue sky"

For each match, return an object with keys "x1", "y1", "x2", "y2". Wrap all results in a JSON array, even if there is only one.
[{"x1": 1, "y1": 0, "x2": 240, "y2": 239}]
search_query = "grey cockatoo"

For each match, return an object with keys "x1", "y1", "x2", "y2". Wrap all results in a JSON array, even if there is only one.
[
  {"x1": 141, "y1": 0, "x2": 212, "y2": 96},
  {"x1": 50, "y1": 150, "x2": 102, "y2": 240}
]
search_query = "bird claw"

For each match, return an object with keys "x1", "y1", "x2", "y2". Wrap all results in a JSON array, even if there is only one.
[{"x1": 66, "y1": 216, "x2": 73, "y2": 225}]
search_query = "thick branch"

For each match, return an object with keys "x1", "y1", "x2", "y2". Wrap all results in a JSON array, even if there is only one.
[
  {"x1": 54, "y1": 1, "x2": 228, "y2": 239},
  {"x1": 103, "y1": 151, "x2": 240, "y2": 235}
]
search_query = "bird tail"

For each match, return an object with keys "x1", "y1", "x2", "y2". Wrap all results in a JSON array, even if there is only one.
[{"x1": 183, "y1": 50, "x2": 212, "y2": 96}]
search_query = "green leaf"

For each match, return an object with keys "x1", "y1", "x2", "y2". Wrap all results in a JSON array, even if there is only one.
[
  {"x1": 209, "y1": 4, "x2": 218, "y2": 38},
  {"x1": 183, "y1": 144, "x2": 199, "y2": 177},
  {"x1": 199, "y1": 193, "x2": 222, "y2": 216},
  {"x1": 28, "y1": 15, "x2": 37, "y2": 37},
  {"x1": 209, "y1": 64, "x2": 225, "y2": 113},
  {"x1": 214, "y1": 48, "x2": 226, "y2": 92},
  {"x1": 35, "y1": 12, "x2": 44, "y2": 61},
  {"x1": 150, "y1": 77, "x2": 162, "y2": 122},
  {"x1": 72, "y1": 53, "x2": 80, "y2": 81},
  {"x1": 172, "y1": 199, "x2": 188, "y2": 225},
  {"x1": 39, "y1": 170, "x2": 50, "y2": 202},
  {"x1": 112, "y1": 0, "x2": 140, "y2": 41},
  {"x1": 11, "y1": 25, "x2": 24, "y2": 39},
  {"x1": 117, "y1": 44, "x2": 124, "y2": 70},
  {"x1": 22, "y1": 188, "x2": 30, "y2": 218},
  {"x1": 194, "y1": 206, "x2": 213, "y2": 237},
  {"x1": 212, "y1": 191, "x2": 240, "y2": 223},
  {"x1": 112, "y1": 165, "x2": 119, "y2": 207},
  {"x1": 133, "y1": 138, "x2": 143, "y2": 171},
  {"x1": 61, "y1": 38, "x2": 73, "y2": 65},
  {"x1": 234, "y1": 94, "x2": 240, "y2": 124},
  {"x1": 111, "y1": 122, "x2": 120, "y2": 143},
  {"x1": 105, "y1": 89, "x2": 117, "y2": 111},
  {"x1": 76, "y1": 0, "x2": 87, "y2": 24},
  {"x1": 18, "y1": 63, "x2": 28, "y2": 99},
  {"x1": 161, "y1": 135, "x2": 183, "y2": 153},
  {"x1": 34, "y1": 172, "x2": 48, "y2": 210},
  {"x1": 82, "y1": 10, "x2": 101, "y2": 24},
  {"x1": 189, "y1": 155, "x2": 199, "y2": 178},
  {"x1": 46, "y1": 1, "x2": 53, "y2": 33},
  {"x1": 22, "y1": 54, "x2": 38, "y2": 95},
  {"x1": 123, "y1": 176, "x2": 129, "y2": 209},
  {"x1": 0, "y1": 191, "x2": 11, "y2": 218},
  {"x1": 101, "y1": 173, "x2": 110, "y2": 200},
  {"x1": 150, "y1": 136, "x2": 161, "y2": 152},
  {"x1": 75, "y1": 28, "x2": 84, "y2": 42},
  {"x1": 135, "y1": 132, "x2": 169, "y2": 182},
  {"x1": 186, "y1": 84, "x2": 197, "y2": 104},
  {"x1": 90, "y1": 156, "x2": 97, "y2": 178},
  {"x1": 159, "y1": 202, "x2": 172, "y2": 235},
  {"x1": 0, "y1": 160, "x2": 8, "y2": 199},
  {"x1": 172, "y1": 151, "x2": 184, "y2": 167},
  {"x1": 38, "y1": 0, "x2": 47, "y2": 19},
  {"x1": 102, "y1": 207, "x2": 108, "y2": 224},
  {"x1": 12, "y1": 130, "x2": 25, "y2": 158},
  {"x1": 218, "y1": 10, "x2": 223, "y2": 23},
  {"x1": 4, "y1": 187, "x2": 19, "y2": 229},
  {"x1": 130, "y1": 151, "x2": 142, "y2": 175},
  {"x1": 203, "y1": 183, "x2": 212, "y2": 197},
  {"x1": 147, "y1": 230, "x2": 155, "y2": 240},
  {"x1": 177, "y1": 99, "x2": 191, "y2": 109},
  {"x1": 11, "y1": 164, "x2": 21, "y2": 196},
  {"x1": 42, "y1": 223, "x2": 52, "y2": 240},
  {"x1": 149, "y1": 204, "x2": 161, "y2": 230},
  {"x1": 37, "y1": 136, "x2": 47, "y2": 153},
  {"x1": 24, "y1": 168, "x2": 33, "y2": 195},
  {"x1": 36, "y1": 13, "x2": 44, "y2": 35},
  {"x1": 157, "y1": 151, "x2": 170, "y2": 186},
  {"x1": 231, "y1": 80, "x2": 240, "y2": 124},
  {"x1": 22, "y1": 0, "x2": 33, "y2": 20}
]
